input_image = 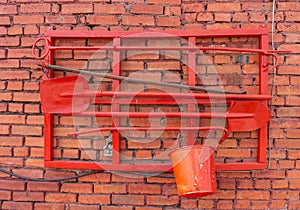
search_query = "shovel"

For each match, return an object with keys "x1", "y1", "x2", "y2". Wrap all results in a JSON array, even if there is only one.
[
  {"x1": 40, "y1": 76, "x2": 271, "y2": 113},
  {"x1": 40, "y1": 76, "x2": 270, "y2": 132}
]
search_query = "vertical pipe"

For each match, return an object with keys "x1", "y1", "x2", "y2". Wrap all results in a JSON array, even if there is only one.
[
  {"x1": 258, "y1": 28, "x2": 269, "y2": 164},
  {"x1": 112, "y1": 38, "x2": 121, "y2": 164},
  {"x1": 187, "y1": 37, "x2": 197, "y2": 145}
]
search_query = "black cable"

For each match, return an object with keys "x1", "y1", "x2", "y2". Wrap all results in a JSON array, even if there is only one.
[
  {"x1": 0, "y1": 167, "x2": 99, "y2": 182},
  {"x1": 0, "y1": 167, "x2": 174, "y2": 182}
]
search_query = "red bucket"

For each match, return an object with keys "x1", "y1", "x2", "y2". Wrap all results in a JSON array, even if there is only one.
[{"x1": 169, "y1": 145, "x2": 216, "y2": 198}]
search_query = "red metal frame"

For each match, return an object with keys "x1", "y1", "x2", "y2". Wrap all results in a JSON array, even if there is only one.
[{"x1": 38, "y1": 27, "x2": 272, "y2": 172}]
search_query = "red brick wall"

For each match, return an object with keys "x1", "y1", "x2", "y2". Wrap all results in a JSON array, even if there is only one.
[{"x1": 0, "y1": 0, "x2": 299, "y2": 209}]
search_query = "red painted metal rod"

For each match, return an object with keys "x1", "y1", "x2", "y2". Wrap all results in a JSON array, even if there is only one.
[
  {"x1": 69, "y1": 126, "x2": 229, "y2": 144},
  {"x1": 72, "y1": 112, "x2": 253, "y2": 118},
  {"x1": 61, "y1": 91, "x2": 272, "y2": 100},
  {"x1": 48, "y1": 45, "x2": 289, "y2": 54}
]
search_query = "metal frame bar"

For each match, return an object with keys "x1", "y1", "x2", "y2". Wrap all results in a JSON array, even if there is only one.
[{"x1": 41, "y1": 27, "x2": 270, "y2": 171}]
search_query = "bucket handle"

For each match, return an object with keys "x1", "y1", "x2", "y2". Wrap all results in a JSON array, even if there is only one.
[{"x1": 198, "y1": 126, "x2": 228, "y2": 144}]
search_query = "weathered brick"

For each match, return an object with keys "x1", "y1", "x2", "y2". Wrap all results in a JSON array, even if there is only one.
[
  {"x1": 61, "y1": 4, "x2": 93, "y2": 14},
  {"x1": 34, "y1": 203, "x2": 65, "y2": 210},
  {"x1": 19, "y1": 3, "x2": 51, "y2": 13},
  {"x1": 78, "y1": 195, "x2": 110, "y2": 205},
  {"x1": 13, "y1": 192, "x2": 44, "y2": 201},
  {"x1": 122, "y1": 15, "x2": 155, "y2": 26},
  {"x1": 208, "y1": 3, "x2": 241, "y2": 12},
  {"x1": 86, "y1": 15, "x2": 118, "y2": 25},
  {"x1": 14, "y1": 15, "x2": 44, "y2": 24},
  {"x1": 112, "y1": 195, "x2": 145, "y2": 205},
  {"x1": 2, "y1": 201, "x2": 33, "y2": 210},
  {"x1": 157, "y1": 16, "x2": 181, "y2": 27},
  {"x1": 130, "y1": 5, "x2": 163, "y2": 14},
  {"x1": 0, "y1": 5, "x2": 17, "y2": 14},
  {"x1": 45, "y1": 193, "x2": 77, "y2": 203},
  {"x1": 95, "y1": 4, "x2": 125, "y2": 14}
]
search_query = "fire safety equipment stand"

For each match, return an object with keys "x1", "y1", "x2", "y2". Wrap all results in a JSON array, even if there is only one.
[{"x1": 36, "y1": 27, "x2": 271, "y2": 172}]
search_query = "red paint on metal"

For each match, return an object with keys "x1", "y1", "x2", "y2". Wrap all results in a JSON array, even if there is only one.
[{"x1": 35, "y1": 28, "x2": 273, "y2": 172}]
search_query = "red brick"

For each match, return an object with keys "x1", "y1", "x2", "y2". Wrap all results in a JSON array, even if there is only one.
[
  {"x1": 45, "y1": 15, "x2": 77, "y2": 24},
  {"x1": 232, "y1": 13, "x2": 248, "y2": 22},
  {"x1": 20, "y1": 3, "x2": 51, "y2": 13},
  {"x1": 0, "y1": 59, "x2": 20, "y2": 68},
  {"x1": 0, "y1": 37, "x2": 19, "y2": 46},
  {"x1": 128, "y1": 140, "x2": 161, "y2": 149},
  {"x1": 237, "y1": 190, "x2": 270, "y2": 200},
  {"x1": 242, "y1": 2, "x2": 272, "y2": 11},
  {"x1": 165, "y1": 6, "x2": 181, "y2": 16},
  {"x1": 25, "y1": 158, "x2": 44, "y2": 167},
  {"x1": 2, "y1": 201, "x2": 33, "y2": 210},
  {"x1": 94, "y1": 184, "x2": 126, "y2": 194},
  {"x1": 270, "y1": 200, "x2": 286, "y2": 209},
  {"x1": 288, "y1": 150, "x2": 300, "y2": 159},
  {"x1": 272, "y1": 191, "x2": 299, "y2": 199},
  {"x1": 275, "y1": 140, "x2": 300, "y2": 149},
  {"x1": 27, "y1": 181, "x2": 59, "y2": 192},
  {"x1": 0, "y1": 136, "x2": 23, "y2": 147},
  {"x1": 14, "y1": 15, "x2": 44, "y2": 24},
  {"x1": 0, "y1": 125, "x2": 10, "y2": 134},
  {"x1": 208, "y1": 3, "x2": 240, "y2": 12},
  {"x1": 217, "y1": 200, "x2": 233, "y2": 209},
  {"x1": 0, "y1": 16, "x2": 10, "y2": 25},
  {"x1": 86, "y1": 15, "x2": 118, "y2": 25},
  {"x1": 277, "y1": 107, "x2": 300, "y2": 117},
  {"x1": 234, "y1": 199, "x2": 250, "y2": 209},
  {"x1": 111, "y1": 174, "x2": 144, "y2": 183},
  {"x1": 13, "y1": 92, "x2": 40, "y2": 102},
  {"x1": 278, "y1": 2, "x2": 300, "y2": 11},
  {"x1": 128, "y1": 184, "x2": 161, "y2": 194},
  {"x1": 112, "y1": 194, "x2": 144, "y2": 205},
  {"x1": 94, "y1": 4, "x2": 125, "y2": 14},
  {"x1": 68, "y1": 205, "x2": 100, "y2": 210},
  {"x1": 147, "y1": 195, "x2": 179, "y2": 206},
  {"x1": 11, "y1": 125, "x2": 42, "y2": 136},
  {"x1": 272, "y1": 180, "x2": 288, "y2": 189},
  {"x1": 78, "y1": 173, "x2": 111, "y2": 182},
  {"x1": 0, "y1": 180, "x2": 25, "y2": 190},
  {"x1": 12, "y1": 168, "x2": 43, "y2": 178},
  {"x1": 0, "y1": 5, "x2": 17, "y2": 14},
  {"x1": 45, "y1": 193, "x2": 77, "y2": 203},
  {"x1": 136, "y1": 207, "x2": 162, "y2": 210},
  {"x1": 24, "y1": 25, "x2": 39, "y2": 35},
  {"x1": 78, "y1": 195, "x2": 110, "y2": 205},
  {"x1": 8, "y1": 26, "x2": 23, "y2": 36},
  {"x1": 0, "y1": 190, "x2": 11, "y2": 200},
  {"x1": 0, "y1": 157, "x2": 23, "y2": 166},
  {"x1": 122, "y1": 15, "x2": 155, "y2": 26},
  {"x1": 148, "y1": 0, "x2": 180, "y2": 4},
  {"x1": 7, "y1": 81, "x2": 22, "y2": 90},
  {"x1": 102, "y1": 207, "x2": 133, "y2": 210},
  {"x1": 14, "y1": 147, "x2": 29, "y2": 157},
  {"x1": 34, "y1": 203, "x2": 65, "y2": 210},
  {"x1": 182, "y1": 3, "x2": 204, "y2": 12},
  {"x1": 62, "y1": 4, "x2": 93, "y2": 14},
  {"x1": 130, "y1": 5, "x2": 163, "y2": 14},
  {"x1": 157, "y1": 17, "x2": 181, "y2": 27},
  {"x1": 215, "y1": 13, "x2": 232, "y2": 22},
  {"x1": 13, "y1": 192, "x2": 44, "y2": 201},
  {"x1": 254, "y1": 180, "x2": 271, "y2": 189},
  {"x1": 61, "y1": 183, "x2": 93, "y2": 193},
  {"x1": 0, "y1": 115, "x2": 25, "y2": 124},
  {"x1": 0, "y1": 147, "x2": 12, "y2": 156},
  {"x1": 278, "y1": 66, "x2": 300, "y2": 75},
  {"x1": 252, "y1": 171, "x2": 285, "y2": 179}
]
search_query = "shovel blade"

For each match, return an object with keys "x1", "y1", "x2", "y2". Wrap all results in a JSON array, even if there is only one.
[
  {"x1": 228, "y1": 101, "x2": 270, "y2": 132},
  {"x1": 40, "y1": 76, "x2": 90, "y2": 113}
]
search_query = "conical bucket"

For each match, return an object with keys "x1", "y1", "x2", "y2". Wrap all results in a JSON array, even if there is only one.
[{"x1": 169, "y1": 145, "x2": 216, "y2": 198}]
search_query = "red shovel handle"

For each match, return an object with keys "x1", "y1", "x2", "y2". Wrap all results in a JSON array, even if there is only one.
[{"x1": 198, "y1": 126, "x2": 229, "y2": 144}]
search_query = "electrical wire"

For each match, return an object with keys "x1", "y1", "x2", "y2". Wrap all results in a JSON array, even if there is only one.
[
  {"x1": 0, "y1": 167, "x2": 174, "y2": 182},
  {"x1": 267, "y1": 0, "x2": 277, "y2": 170}
]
